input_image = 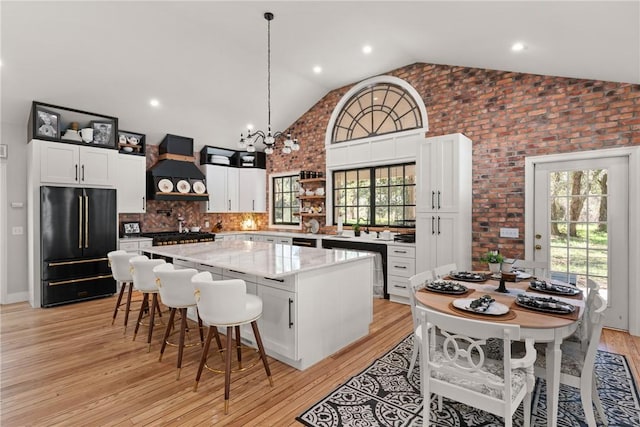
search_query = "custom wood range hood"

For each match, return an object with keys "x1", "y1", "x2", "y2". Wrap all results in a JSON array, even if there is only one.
[{"x1": 147, "y1": 134, "x2": 209, "y2": 201}]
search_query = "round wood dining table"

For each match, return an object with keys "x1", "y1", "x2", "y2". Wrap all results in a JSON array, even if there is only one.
[{"x1": 415, "y1": 278, "x2": 585, "y2": 427}]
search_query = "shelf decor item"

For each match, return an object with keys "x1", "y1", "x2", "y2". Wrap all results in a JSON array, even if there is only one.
[
  {"x1": 117, "y1": 130, "x2": 146, "y2": 155},
  {"x1": 480, "y1": 251, "x2": 504, "y2": 273},
  {"x1": 91, "y1": 120, "x2": 115, "y2": 147},
  {"x1": 35, "y1": 106, "x2": 60, "y2": 139},
  {"x1": 122, "y1": 221, "x2": 141, "y2": 237}
]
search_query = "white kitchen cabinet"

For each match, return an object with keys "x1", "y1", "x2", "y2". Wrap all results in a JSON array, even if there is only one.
[
  {"x1": 387, "y1": 245, "x2": 416, "y2": 304},
  {"x1": 203, "y1": 164, "x2": 239, "y2": 212},
  {"x1": 116, "y1": 154, "x2": 146, "y2": 213},
  {"x1": 118, "y1": 237, "x2": 153, "y2": 253},
  {"x1": 239, "y1": 168, "x2": 266, "y2": 212},
  {"x1": 416, "y1": 133, "x2": 471, "y2": 213},
  {"x1": 256, "y1": 284, "x2": 296, "y2": 360},
  {"x1": 38, "y1": 140, "x2": 116, "y2": 187},
  {"x1": 415, "y1": 133, "x2": 471, "y2": 276}
]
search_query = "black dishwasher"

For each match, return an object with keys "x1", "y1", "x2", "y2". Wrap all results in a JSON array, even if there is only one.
[{"x1": 321, "y1": 239, "x2": 388, "y2": 299}]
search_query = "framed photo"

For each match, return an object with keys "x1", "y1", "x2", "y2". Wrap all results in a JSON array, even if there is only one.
[
  {"x1": 91, "y1": 120, "x2": 115, "y2": 147},
  {"x1": 122, "y1": 221, "x2": 141, "y2": 236},
  {"x1": 35, "y1": 107, "x2": 60, "y2": 139}
]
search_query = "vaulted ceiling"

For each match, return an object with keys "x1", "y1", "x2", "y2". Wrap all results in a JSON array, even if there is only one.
[{"x1": 2, "y1": 1, "x2": 638, "y2": 151}]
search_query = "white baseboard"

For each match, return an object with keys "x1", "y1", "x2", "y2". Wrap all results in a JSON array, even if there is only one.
[{"x1": 3, "y1": 291, "x2": 29, "y2": 305}]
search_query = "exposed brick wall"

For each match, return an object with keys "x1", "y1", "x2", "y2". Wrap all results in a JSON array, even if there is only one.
[{"x1": 268, "y1": 62, "x2": 640, "y2": 267}]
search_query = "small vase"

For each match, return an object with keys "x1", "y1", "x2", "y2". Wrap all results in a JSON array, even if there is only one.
[
  {"x1": 488, "y1": 263, "x2": 501, "y2": 273},
  {"x1": 354, "y1": 230, "x2": 361, "y2": 237}
]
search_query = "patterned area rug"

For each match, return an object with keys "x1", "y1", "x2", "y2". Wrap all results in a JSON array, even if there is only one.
[{"x1": 297, "y1": 335, "x2": 640, "y2": 426}]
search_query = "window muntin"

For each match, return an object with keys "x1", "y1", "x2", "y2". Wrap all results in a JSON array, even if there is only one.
[
  {"x1": 331, "y1": 83, "x2": 423, "y2": 143},
  {"x1": 333, "y1": 163, "x2": 416, "y2": 227},
  {"x1": 272, "y1": 175, "x2": 300, "y2": 225}
]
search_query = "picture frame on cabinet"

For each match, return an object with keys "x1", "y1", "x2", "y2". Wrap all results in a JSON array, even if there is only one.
[
  {"x1": 91, "y1": 120, "x2": 116, "y2": 147},
  {"x1": 35, "y1": 107, "x2": 60, "y2": 139},
  {"x1": 121, "y1": 221, "x2": 141, "y2": 237}
]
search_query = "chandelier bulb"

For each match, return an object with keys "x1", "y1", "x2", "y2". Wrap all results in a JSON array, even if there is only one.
[
  {"x1": 282, "y1": 146, "x2": 291, "y2": 154},
  {"x1": 265, "y1": 146, "x2": 274, "y2": 155},
  {"x1": 247, "y1": 145, "x2": 256, "y2": 153}
]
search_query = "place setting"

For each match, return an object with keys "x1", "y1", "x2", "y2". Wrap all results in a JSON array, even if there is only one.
[
  {"x1": 421, "y1": 280, "x2": 473, "y2": 297},
  {"x1": 446, "y1": 271, "x2": 488, "y2": 283},
  {"x1": 528, "y1": 279, "x2": 583, "y2": 299},
  {"x1": 449, "y1": 294, "x2": 517, "y2": 320},
  {"x1": 513, "y1": 294, "x2": 579, "y2": 320}
]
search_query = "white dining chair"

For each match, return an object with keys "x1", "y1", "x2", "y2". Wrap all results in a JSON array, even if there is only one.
[
  {"x1": 407, "y1": 270, "x2": 434, "y2": 379},
  {"x1": 512, "y1": 260, "x2": 548, "y2": 279},
  {"x1": 532, "y1": 292, "x2": 608, "y2": 427},
  {"x1": 416, "y1": 305, "x2": 537, "y2": 427},
  {"x1": 129, "y1": 255, "x2": 166, "y2": 352},
  {"x1": 433, "y1": 263, "x2": 457, "y2": 280}
]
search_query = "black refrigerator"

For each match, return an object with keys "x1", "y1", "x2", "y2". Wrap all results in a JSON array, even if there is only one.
[{"x1": 40, "y1": 186, "x2": 117, "y2": 307}]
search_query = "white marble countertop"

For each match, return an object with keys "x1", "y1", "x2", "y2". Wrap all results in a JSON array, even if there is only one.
[
  {"x1": 215, "y1": 231, "x2": 416, "y2": 247},
  {"x1": 143, "y1": 240, "x2": 375, "y2": 278}
]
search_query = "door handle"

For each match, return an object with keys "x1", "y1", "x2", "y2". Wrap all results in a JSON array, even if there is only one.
[
  {"x1": 535, "y1": 234, "x2": 542, "y2": 239},
  {"x1": 75, "y1": 164, "x2": 79, "y2": 181},
  {"x1": 437, "y1": 191, "x2": 441, "y2": 210},
  {"x1": 437, "y1": 216, "x2": 441, "y2": 235},
  {"x1": 431, "y1": 191, "x2": 435, "y2": 210},
  {"x1": 84, "y1": 195, "x2": 89, "y2": 248},
  {"x1": 142, "y1": 196, "x2": 145, "y2": 211},
  {"x1": 81, "y1": 164, "x2": 85, "y2": 182},
  {"x1": 228, "y1": 200, "x2": 231, "y2": 211},
  {"x1": 78, "y1": 195, "x2": 83, "y2": 248},
  {"x1": 252, "y1": 200, "x2": 255, "y2": 211},
  {"x1": 288, "y1": 298, "x2": 294, "y2": 328},
  {"x1": 431, "y1": 216, "x2": 435, "y2": 235},
  {"x1": 535, "y1": 244, "x2": 542, "y2": 250}
]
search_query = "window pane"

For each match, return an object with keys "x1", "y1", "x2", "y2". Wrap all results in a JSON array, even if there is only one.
[
  {"x1": 405, "y1": 186, "x2": 416, "y2": 205},
  {"x1": 334, "y1": 172, "x2": 346, "y2": 189},
  {"x1": 346, "y1": 171, "x2": 358, "y2": 187},
  {"x1": 390, "y1": 186, "x2": 403, "y2": 204},
  {"x1": 335, "y1": 189, "x2": 346, "y2": 206},
  {"x1": 272, "y1": 175, "x2": 299, "y2": 225},
  {"x1": 358, "y1": 207, "x2": 370, "y2": 224},
  {"x1": 275, "y1": 195, "x2": 283, "y2": 207},
  {"x1": 358, "y1": 170, "x2": 370, "y2": 187},
  {"x1": 375, "y1": 168, "x2": 389, "y2": 186},
  {"x1": 389, "y1": 207, "x2": 403, "y2": 225},
  {"x1": 405, "y1": 164, "x2": 415, "y2": 184},
  {"x1": 375, "y1": 207, "x2": 389, "y2": 224},
  {"x1": 375, "y1": 187, "x2": 388, "y2": 204},
  {"x1": 346, "y1": 189, "x2": 357, "y2": 205},
  {"x1": 390, "y1": 166, "x2": 403, "y2": 185},
  {"x1": 358, "y1": 188, "x2": 370, "y2": 205}
]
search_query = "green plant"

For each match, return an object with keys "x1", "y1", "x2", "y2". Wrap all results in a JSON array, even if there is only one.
[
  {"x1": 352, "y1": 223, "x2": 361, "y2": 232},
  {"x1": 480, "y1": 251, "x2": 504, "y2": 264}
]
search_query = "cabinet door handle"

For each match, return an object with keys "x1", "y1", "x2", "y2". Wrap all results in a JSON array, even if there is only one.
[
  {"x1": 437, "y1": 216, "x2": 441, "y2": 235},
  {"x1": 437, "y1": 191, "x2": 441, "y2": 210},
  {"x1": 228, "y1": 200, "x2": 231, "y2": 211},
  {"x1": 227, "y1": 269, "x2": 246, "y2": 275},
  {"x1": 78, "y1": 195, "x2": 83, "y2": 248},
  {"x1": 393, "y1": 250, "x2": 407, "y2": 254},
  {"x1": 142, "y1": 196, "x2": 145, "y2": 210},
  {"x1": 288, "y1": 298, "x2": 294, "y2": 328},
  {"x1": 431, "y1": 191, "x2": 435, "y2": 210},
  {"x1": 252, "y1": 200, "x2": 255, "y2": 211},
  {"x1": 81, "y1": 164, "x2": 85, "y2": 182},
  {"x1": 393, "y1": 284, "x2": 407, "y2": 289},
  {"x1": 75, "y1": 164, "x2": 79, "y2": 181},
  {"x1": 394, "y1": 265, "x2": 407, "y2": 269},
  {"x1": 431, "y1": 216, "x2": 435, "y2": 235},
  {"x1": 263, "y1": 277, "x2": 285, "y2": 283}
]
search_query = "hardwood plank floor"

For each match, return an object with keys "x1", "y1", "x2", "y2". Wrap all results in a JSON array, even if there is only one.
[{"x1": 1, "y1": 295, "x2": 638, "y2": 426}]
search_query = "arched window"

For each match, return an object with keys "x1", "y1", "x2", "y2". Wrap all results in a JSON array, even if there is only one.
[{"x1": 331, "y1": 82, "x2": 423, "y2": 143}]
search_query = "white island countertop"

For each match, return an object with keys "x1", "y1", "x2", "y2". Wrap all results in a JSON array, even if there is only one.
[{"x1": 143, "y1": 240, "x2": 374, "y2": 279}]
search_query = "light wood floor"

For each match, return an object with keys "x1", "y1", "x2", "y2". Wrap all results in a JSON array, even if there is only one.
[{"x1": 1, "y1": 295, "x2": 639, "y2": 426}]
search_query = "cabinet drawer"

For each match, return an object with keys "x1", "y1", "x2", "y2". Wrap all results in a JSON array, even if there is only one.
[
  {"x1": 118, "y1": 241, "x2": 138, "y2": 252},
  {"x1": 387, "y1": 245, "x2": 415, "y2": 258},
  {"x1": 196, "y1": 263, "x2": 223, "y2": 279},
  {"x1": 138, "y1": 241, "x2": 153, "y2": 249},
  {"x1": 173, "y1": 258, "x2": 196, "y2": 269},
  {"x1": 388, "y1": 276, "x2": 410, "y2": 298},
  {"x1": 388, "y1": 256, "x2": 415, "y2": 278},
  {"x1": 256, "y1": 275, "x2": 295, "y2": 292},
  {"x1": 222, "y1": 268, "x2": 257, "y2": 284}
]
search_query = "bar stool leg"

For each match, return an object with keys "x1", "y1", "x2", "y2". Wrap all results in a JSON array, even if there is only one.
[
  {"x1": 146, "y1": 293, "x2": 158, "y2": 352},
  {"x1": 123, "y1": 283, "x2": 134, "y2": 335},
  {"x1": 159, "y1": 308, "x2": 176, "y2": 362},
  {"x1": 224, "y1": 326, "x2": 233, "y2": 414},
  {"x1": 176, "y1": 308, "x2": 188, "y2": 380},
  {"x1": 235, "y1": 325, "x2": 242, "y2": 369},
  {"x1": 132, "y1": 293, "x2": 149, "y2": 341},
  {"x1": 194, "y1": 325, "x2": 216, "y2": 391},
  {"x1": 112, "y1": 281, "x2": 127, "y2": 325},
  {"x1": 197, "y1": 312, "x2": 205, "y2": 346},
  {"x1": 251, "y1": 321, "x2": 273, "y2": 387}
]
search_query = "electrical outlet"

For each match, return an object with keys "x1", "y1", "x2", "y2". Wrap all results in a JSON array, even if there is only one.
[
  {"x1": 12, "y1": 226, "x2": 24, "y2": 235},
  {"x1": 500, "y1": 227, "x2": 519, "y2": 238}
]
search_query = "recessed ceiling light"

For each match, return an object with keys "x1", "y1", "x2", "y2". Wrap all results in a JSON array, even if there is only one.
[
  {"x1": 362, "y1": 45, "x2": 372, "y2": 55},
  {"x1": 149, "y1": 99, "x2": 160, "y2": 107},
  {"x1": 313, "y1": 65, "x2": 322, "y2": 74},
  {"x1": 511, "y1": 42, "x2": 525, "y2": 52},
  {"x1": 247, "y1": 124, "x2": 254, "y2": 131}
]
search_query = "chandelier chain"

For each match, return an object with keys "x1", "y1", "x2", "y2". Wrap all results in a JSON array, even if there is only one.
[{"x1": 267, "y1": 15, "x2": 271, "y2": 128}]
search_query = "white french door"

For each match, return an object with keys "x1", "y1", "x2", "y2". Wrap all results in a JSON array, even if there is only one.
[{"x1": 533, "y1": 157, "x2": 629, "y2": 330}]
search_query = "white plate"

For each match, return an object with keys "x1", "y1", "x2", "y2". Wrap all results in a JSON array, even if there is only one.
[
  {"x1": 452, "y1": 298, "x2": 510, "y2": 316},
  {"x1": 177, "y1": 180, "x2": 191, "y2": 194},
  {"x1": 211, "y1": 158, "x2": 231, "y2": 165},
  {"x1": 158, "y1": 178, "x2": 173, "y2": 193},
  {"x1": 516, "y1": 272, "x2": 532, "y2": 279},
  {"x1": 242, "y1": 155, "x2": 254, "y2": 162},
  {"x1": 309, "y1": 219, "x2": 320, "y2": 234},
  {"x1": 192, "y1": 181, "x2": 206, "y2": 194}
]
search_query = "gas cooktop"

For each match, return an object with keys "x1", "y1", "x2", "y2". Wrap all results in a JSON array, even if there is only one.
[{"x1": 141, "y1": 231, "x2": 216, "y2": 246}]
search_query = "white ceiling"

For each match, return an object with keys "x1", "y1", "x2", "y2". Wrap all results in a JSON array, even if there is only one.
[{"x1": 2, "y1": 1, "x2": 639, "y2": 152}]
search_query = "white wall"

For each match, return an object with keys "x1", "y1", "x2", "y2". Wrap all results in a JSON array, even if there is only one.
[{"x1": 1, "y1": 122, "x2": 30, "y2": 302}]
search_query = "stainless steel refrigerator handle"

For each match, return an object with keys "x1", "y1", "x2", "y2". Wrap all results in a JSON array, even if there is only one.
[
  {"x1": 78, "y1": 195, "x2": 83, "y2": 248},
  {"x1": 84, "y1": 195, "x2": 89, "y2": 248}
]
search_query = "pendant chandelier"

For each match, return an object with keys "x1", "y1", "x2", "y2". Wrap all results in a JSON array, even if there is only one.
[{"x1": 239, "y1": 12, "x2": 300, "y2": 155}]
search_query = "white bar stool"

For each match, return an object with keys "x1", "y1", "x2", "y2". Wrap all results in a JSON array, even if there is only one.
[
  {"x1": 129, "y1": 255, "x2": 166, "y2": 352},
  {"x1": 192, "y1": 271, "x2": 273, "y2": 414},
  {"x1": 153, "y1": 263, "x2": 204, "y2": 380},
  {"x1": 107, "y1": 250, "x2": 139, "y2": 334}
]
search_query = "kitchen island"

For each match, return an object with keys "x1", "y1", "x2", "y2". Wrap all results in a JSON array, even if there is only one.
[{"x1": 143, "y1": 240, "x2": 375, "y2": 370}]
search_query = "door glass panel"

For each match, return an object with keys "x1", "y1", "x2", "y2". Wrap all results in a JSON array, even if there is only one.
[{"x1": 548, "y1": 168, "x2": 608, "y2": 297}]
